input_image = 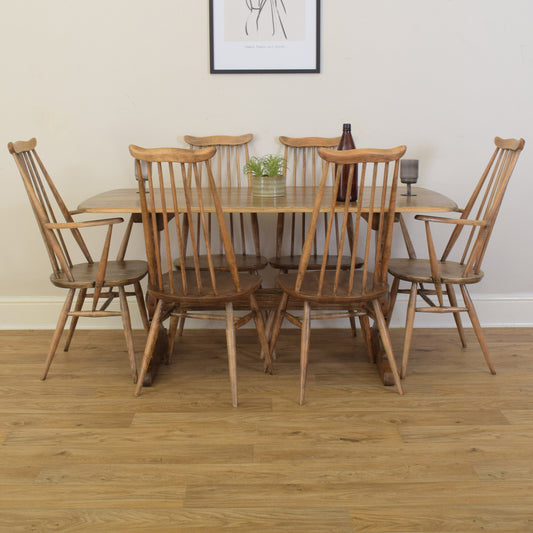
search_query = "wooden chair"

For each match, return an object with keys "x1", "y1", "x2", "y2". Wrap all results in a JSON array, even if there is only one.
[
  {"x1": 268, "y1": 144, "x2": 407, "y2": 404},
  {"x1": 174, "y1": 134, "x2": 268, "y2": 339},
  {"x1": 129, "y1": 144, "x2": 272, "y2": 406},
  {"x1": 269, "y1": 136, "x2": 364, "y2": 337},
  {"x1": 270, "y1": 136, "x2": 347, "y2": 272},
  {"x1": 387, "y1": 137, "x2": 525, "y2": 378},
  {"x1": 182, "y1": 134, "x2": 267, "y2": 273},
  {"x1": 9, "y1": 138, "x2": 149, "y2": 382}
]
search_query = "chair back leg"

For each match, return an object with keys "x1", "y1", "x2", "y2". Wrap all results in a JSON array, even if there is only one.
[{"x1": 460, "y1": 285, "x2": 496, "y2": 374}]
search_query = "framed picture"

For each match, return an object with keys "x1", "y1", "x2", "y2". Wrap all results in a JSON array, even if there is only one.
[{"x1": 209, "y1": 0, "x2": 320, "y2": 74}]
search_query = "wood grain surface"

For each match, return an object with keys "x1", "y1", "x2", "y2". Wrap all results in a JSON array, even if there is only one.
[
  {"x1": 78, "y1": 186, "x2": 458, "y2": 215},
  {"x1": 0, "y1": 327, "x2": 531, "y2": 532}
]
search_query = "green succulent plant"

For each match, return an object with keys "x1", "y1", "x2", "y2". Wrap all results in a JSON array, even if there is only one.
[{"x1": 244, "y1": 154, "x2": 286, "y2": 177}]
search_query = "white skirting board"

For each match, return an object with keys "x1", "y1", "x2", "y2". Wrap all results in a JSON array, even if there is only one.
[{"x1": 1, "y1": 294, "x2": 532, "y2": 329}]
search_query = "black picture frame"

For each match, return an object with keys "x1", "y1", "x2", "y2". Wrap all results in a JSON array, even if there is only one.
[{"x1": 209, "y1": 0, "x2": 321, "y2": 74}]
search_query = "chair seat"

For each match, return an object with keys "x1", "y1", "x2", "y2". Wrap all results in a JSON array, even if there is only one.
[
  {"x1": 277, "y1": 270, "x2": 389, "y2": 304},
  {"x1": 388, "y1": 258, "x2": 484, "y2": 285},
  {"x1": 269, "y1": 254, "x2": 362, "y2": 272},
  {"x1": 149, "y1": 270, "x2": 263, "y2": 305},
  {"x1": 51, "y1": 260, "x2": 148, "y2": 289},
  {"x1": 176, "y1": 254, "x2": 268, "y2": 272}
]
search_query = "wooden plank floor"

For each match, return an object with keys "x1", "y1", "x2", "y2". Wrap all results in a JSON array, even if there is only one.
[{"x1": 0, "y1": 327, "x2": 532, "y2": 532}]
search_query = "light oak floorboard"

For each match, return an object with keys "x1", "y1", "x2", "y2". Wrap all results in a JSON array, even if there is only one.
[{"x1": 0, "y1": 327, "x2": 532, "y2": 532}]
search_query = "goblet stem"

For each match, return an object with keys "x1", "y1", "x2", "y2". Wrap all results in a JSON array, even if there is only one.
[{"x1": 401, "y1": 182, "x2": 417, "y2": 197}]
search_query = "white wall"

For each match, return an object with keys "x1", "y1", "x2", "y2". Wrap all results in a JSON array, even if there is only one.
[{"x1": 1, "y1": 0, "x2": 532, "y2": 328}]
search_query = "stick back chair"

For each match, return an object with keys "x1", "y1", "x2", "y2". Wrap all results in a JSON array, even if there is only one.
[
  {"x1": 9, "y1": 138, "x2": 149, "y2": 382},
  {"x1": 270, "y1": 136, "x2": 364, "y2": 337},
  {"x1": 269, "y1": 144, "x2": 407, "y2": 404},
  {"x1": 182, "y1": 134, "x2": 267, "y2": 273},
  {"x1": 129, "y1": 144, "x2": 272, "y2": 406},
  {"x1": 270, "y1": 136, "x2": 349, "y2": 272},
  {"x1": 387, "y1": 136, "x2": 525, "y2": 378},
  {"x1": 174, "y1": 134, "x2": 268, "y2": 339}
]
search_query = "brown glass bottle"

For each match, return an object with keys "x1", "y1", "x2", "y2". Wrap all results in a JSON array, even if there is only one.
[{"x1": 336, "y1": 123, "x2": 357, "y2": 202}]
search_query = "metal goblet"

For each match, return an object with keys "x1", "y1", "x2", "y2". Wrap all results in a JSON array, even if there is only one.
[{"x1": 400, "y1": 159, "x2": 418, "y2": 196}]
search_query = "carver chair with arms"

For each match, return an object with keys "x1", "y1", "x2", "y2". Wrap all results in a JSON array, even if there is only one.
[
  {"x1": 9, "y1": 138, "x2": 149, "y2": 382},
  {"x1": 387, "y1": 136, "x2": 525, "y2": 378},
  {"x1": 129, "y1": 144, "x2": 272, "y2": 406},
  {"x1": 269, "y1": 144, "x2": 407, "y2": 404}
]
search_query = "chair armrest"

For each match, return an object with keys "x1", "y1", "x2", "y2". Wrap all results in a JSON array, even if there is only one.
[
  {"x1": 414, "y1": 214, "x2": 488, "y2": 227},
  {"x1": 45, "y1": 217, "x2": 125, "y2": 308},
  {"x1": 45, "y1": 217, "x2": 124, "y2": 230}
]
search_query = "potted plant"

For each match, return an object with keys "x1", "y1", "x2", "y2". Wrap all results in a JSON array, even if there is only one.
[{"x1": 244, "y1": 154, "x2": 286, "y2": 197}]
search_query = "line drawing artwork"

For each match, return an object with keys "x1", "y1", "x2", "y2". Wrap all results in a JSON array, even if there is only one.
[
  {"x1": 212, "y1": 0, "x2": 318, "y2": 73},
  {"x1": 245, "y1": 0, "x2": 288, "y2": 39}
]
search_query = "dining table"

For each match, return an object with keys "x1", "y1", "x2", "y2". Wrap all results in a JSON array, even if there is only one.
[
  {"x1": 78, "y1": 185, "x2": 458, "y2": 387},
  {"x1": 78, "y1": 185, "x2": 456, "y2": 215}
]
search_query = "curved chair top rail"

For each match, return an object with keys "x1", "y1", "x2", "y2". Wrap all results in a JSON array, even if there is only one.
[
  {"x1": 279, "y1": 136, "x2": 340, "y2": 148},
  {"x1": 318, "y1": 145, "x2": 407, "y2": 164},
  {"x1": 129, "y1": 145, "x2": 216, "y2": 163},
  {"x1": 494, "y1": 136, "x2": 525, "y2": 150},
  {"x1": 8, "y1": 137, "x2": 38, "y2": 154},
  {"x1": 184, "y1": 134, "x2": 253, "y2": 147}
]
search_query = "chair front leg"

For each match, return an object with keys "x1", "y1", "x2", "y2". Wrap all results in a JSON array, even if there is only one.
[
  {"x1": 42, "y1": 288, "x2": 75, "y2": 380},
  {"x1": 63, "y1": 288, "x2": 86, "y2": 352},
  {"x1": 225, "y1": 302, "x2": 238, "y2": 407},
  {"x1": 372, "y1": 299, "x2": 403, "y2": 395},
  {"x1": 299, "y1": 301, "x2": 311, "y2": 406},
  {"x1": 446, "y1": 283, "x2": 467, "y2": 348},
  {"x1": 118, "y1": 286, "x2": 138, "y2": 384},
  {"x1": 401, "y1": 282, "x2": 418, "y2": 379}
]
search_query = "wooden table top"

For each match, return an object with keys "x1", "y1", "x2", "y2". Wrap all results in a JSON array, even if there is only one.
[{"x1": 78, "y1": 186, "x2": 458, "y2": 214}]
